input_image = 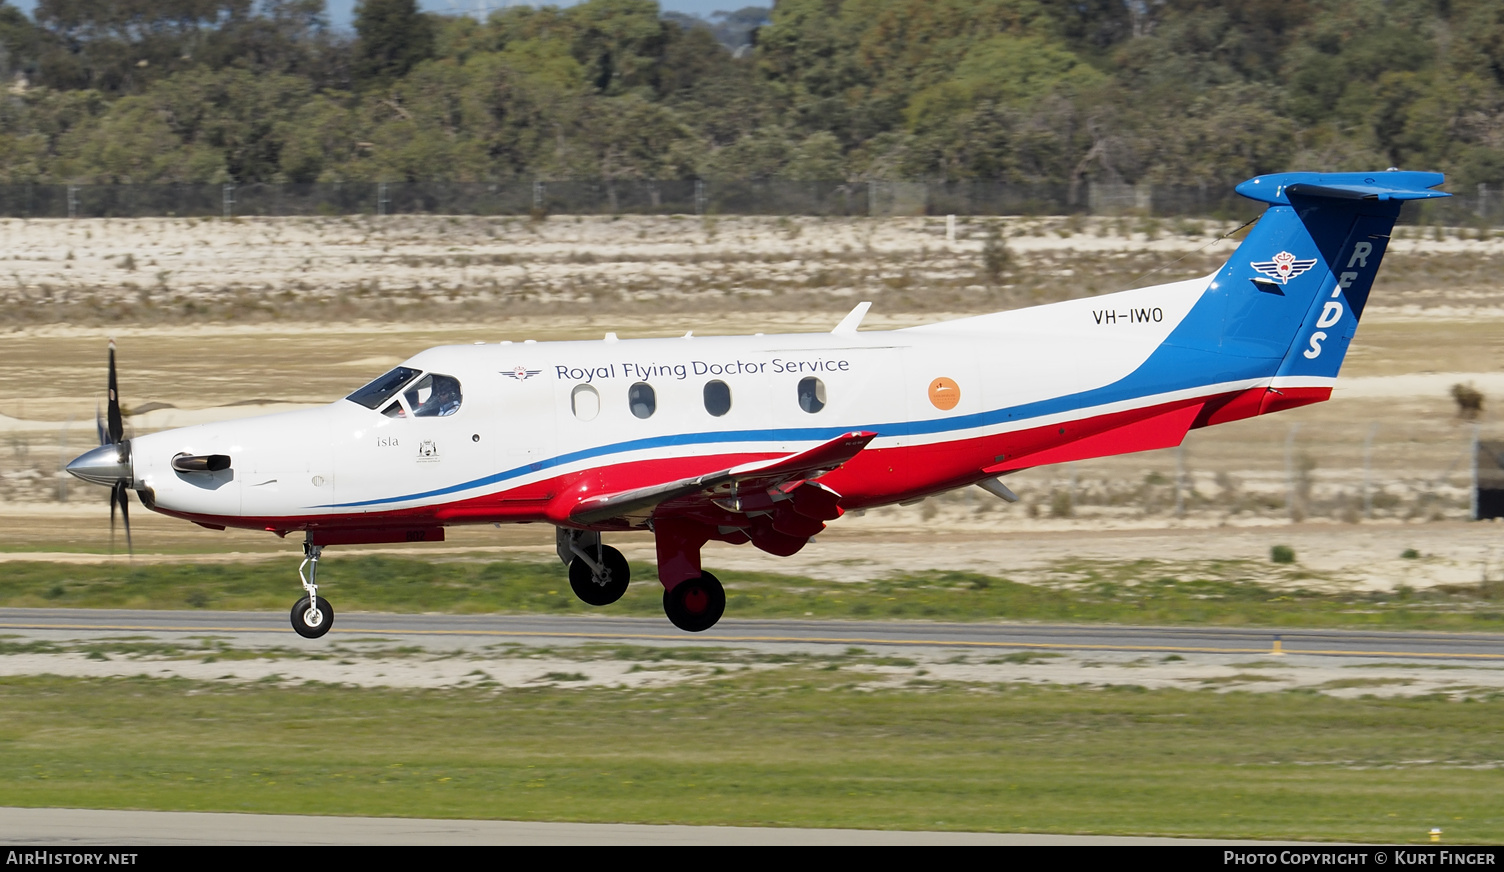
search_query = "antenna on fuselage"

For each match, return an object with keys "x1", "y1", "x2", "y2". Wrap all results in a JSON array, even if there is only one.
[{"x1": 832, "y1": 301, "x2": 872, "y2": 335}]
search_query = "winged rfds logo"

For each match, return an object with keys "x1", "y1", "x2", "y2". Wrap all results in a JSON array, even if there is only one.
[
  {"x1": 1250, "y1": 251, "x2": 1318, "y2": 284},
  {"x1": 503, "y1": 366, "x2": 542, "y2": 380}
]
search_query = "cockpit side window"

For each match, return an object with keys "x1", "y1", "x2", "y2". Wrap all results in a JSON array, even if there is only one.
[
  {"x1": 405, "y1": 373, "x2": 463, "y2": 417},
  {"x1": 347, "y1": 366, "x2": 421, "y2": 410}
]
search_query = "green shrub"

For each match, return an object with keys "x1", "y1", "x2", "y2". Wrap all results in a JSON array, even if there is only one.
[
  {"x1": 1451, "y1": 382, "x2": 1483, "y2": 419},
  {"x1": 982, "y1": 230, "x2": 1010, "y2": 282}
]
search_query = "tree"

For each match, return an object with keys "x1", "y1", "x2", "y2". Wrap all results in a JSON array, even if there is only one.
[
  {"x1": 33, "y1": 0, "x2": 259, "y2": 92},
  {"x1": 0, "y1": 1, "x2": 41, "y2": 78},
  {"x1": 565, "y1": 0, "x2": 671, "y2": 96},
  {"x1": 354, "y1": 0, "x2": 434, "y2": 85}
]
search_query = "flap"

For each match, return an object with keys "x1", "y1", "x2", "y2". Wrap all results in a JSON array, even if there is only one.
[{"x1": 568, "y1": 431, "x2": 875, "y2": 525}]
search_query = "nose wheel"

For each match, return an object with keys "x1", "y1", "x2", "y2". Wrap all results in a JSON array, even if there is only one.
[
  {"x1": 291, "y1": 540, "x2": 334, "y2": 639},
  {"x1": 292, "y1": 595, "x2": 334, "y2": 639},
  {"x1": 663, "y1": 571, "x2": 725, "y2": 632}
]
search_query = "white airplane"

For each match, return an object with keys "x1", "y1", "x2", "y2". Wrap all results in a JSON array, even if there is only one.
[{"x1": 66, "y1": 170, "x2": 1448, "y2": 637}]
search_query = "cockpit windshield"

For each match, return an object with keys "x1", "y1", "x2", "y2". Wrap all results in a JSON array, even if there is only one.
[
  {"x1": 346, "y1": 366, "x2": 421, "y2": 409},
  {"x1": 405, "y1": 373, "x2": 463, "y2": 417}
]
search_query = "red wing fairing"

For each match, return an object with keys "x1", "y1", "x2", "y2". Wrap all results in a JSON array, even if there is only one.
[{"x1": 559, "y1": 431, "x2": 874, "y2": 574}]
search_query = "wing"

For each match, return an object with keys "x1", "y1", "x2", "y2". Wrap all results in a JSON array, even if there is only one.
[{"x1": 567, "y1": 431, "x2": 875, "y2": 532}]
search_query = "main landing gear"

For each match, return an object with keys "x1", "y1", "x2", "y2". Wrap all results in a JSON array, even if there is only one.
[
  {"x1": 651, "y1": 518, "x2": 726, "y2": 633},
  {"x1": 662, "y1": 571, "x2": 725, "y2": 633},
  {"x1": 556, "y1": 526, "x2": 727, "y2": 632},
  {"x1": 292, "y1": 540, "x2": 334, "y2": 639}
]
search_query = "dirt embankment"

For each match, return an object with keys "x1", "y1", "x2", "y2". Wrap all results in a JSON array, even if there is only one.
[{"x1": 4, "y1": 213, "x2": 1502, "y2": 323}]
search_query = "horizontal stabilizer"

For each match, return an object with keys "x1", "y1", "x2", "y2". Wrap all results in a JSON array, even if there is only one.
[
  {"x1": 568, "y1": 431, "x2": 874, "y2": 525},
  {"x1": 1236, "y1": 171, "x2": 1448, "y2": 205}
]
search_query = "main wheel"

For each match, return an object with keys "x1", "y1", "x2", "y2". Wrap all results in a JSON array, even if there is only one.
[
  {"x1": 662, "y1": 571, "x2": 725, "y2": 632},
  {"x1": 291, "y1": 595, "x2": 334, "y2": 639},
  {"x1": 568, "y1": 544, "x2": 631, "y2": 606}
]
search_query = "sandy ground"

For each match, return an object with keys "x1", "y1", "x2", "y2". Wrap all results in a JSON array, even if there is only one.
[
  {"x1": 1, "y1": 638, "x2": 1499, "y2": 701},
  {"x1": 0, "y1": 213, "x2": 1226, "y2": 312},
  {"x1": 2, "y1": 212, "x2": 1502, "y2": 322},
  {"x1": 1, "y1": 513, "x2": 1500, "y2": 596}
]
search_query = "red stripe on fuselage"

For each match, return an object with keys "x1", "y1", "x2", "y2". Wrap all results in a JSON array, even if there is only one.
[{"x1": 155, "y1": 385, "x2": 1328, "y2": 537}]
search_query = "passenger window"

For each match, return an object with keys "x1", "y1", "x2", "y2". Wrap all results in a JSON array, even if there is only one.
[
  {"x1": 629, "y1": 382, "x2": 656, "y2": 419},
  {"x1": 404, "y1": 373, "x2": 463, "y2": 418},
  {"x1": 703, "y1": 380, "x2": 731, "y2": 417},
  {"x1": 572, "y1": 384, "x2": 600, "y2": 421},
  {"x1": 798, "y1": 377, "x2": 826, "y2": 413}
]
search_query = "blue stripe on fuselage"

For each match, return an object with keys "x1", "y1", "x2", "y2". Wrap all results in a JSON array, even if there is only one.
[{"x1": 319, "y1": 329, "x2": 1277, "y2": 509}]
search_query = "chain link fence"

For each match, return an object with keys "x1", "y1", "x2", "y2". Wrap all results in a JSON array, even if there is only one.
[{"x1": 0, "y1": 178, "x2": 1492, "y2": 222}]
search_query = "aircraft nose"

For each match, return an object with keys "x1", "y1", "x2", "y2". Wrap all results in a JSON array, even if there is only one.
[{"x1": 66, "y1": 443, "x2": 132, "y2": 486}]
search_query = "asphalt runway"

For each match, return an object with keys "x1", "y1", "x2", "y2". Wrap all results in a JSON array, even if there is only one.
[
  {"x1": 0, "y1": 807, "x2": 1313, "y2": 846},
  {"x1": 2, "y1": 607, "x2": 1503, "y2": 660}
]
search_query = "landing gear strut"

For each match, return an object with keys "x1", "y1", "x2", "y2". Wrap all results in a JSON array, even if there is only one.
[
  {"x1": 558, "y1": 528, "x2": 631, "y2": 606},
  {"x1": 291, "y1": 539, "x2": 334, "y2": 639}
]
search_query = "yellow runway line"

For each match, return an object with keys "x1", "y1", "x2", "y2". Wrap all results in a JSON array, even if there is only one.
[
  {"x1": 0, "y1": 623, "x2": 266, "y2": 633},
  {"x1": 4, "y1": 621, "x2": 1501, "y2": 659}
]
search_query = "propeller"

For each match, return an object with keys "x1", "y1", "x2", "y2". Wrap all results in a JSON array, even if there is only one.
[{"x1": 66, "y1": 340, "x2": 133, "y2": 555}]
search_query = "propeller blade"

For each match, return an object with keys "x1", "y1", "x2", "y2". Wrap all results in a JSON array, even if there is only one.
[
  {"x1": 95, "y1": 402, "x2": 106, "y2": 447},
  {"x1": 107, "y1": 340, "x2": 123, "y2": 445},
  {"x1": 112, "y1": 480, "x2": 132, "y2": 557},
  {"x1": 118, "y1": 482, "x2": 132, "y2": 556}
]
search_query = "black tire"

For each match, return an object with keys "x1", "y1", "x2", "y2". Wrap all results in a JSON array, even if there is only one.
[
  {"x1": 568, "y1": 544, "x2": 630, "y2": 606},
  {"x1": 662, "y1": 571, "x2": 725, "y2": 632},
  {"x1": 291, "y1": 595, "x2": 334, "y2": 639}
]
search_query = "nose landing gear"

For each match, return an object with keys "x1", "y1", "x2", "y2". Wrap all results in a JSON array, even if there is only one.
[
  {"x1": 291, "y1": 540, "x2": 334, "y2": 639},
  {"x1": 567, "y1": 543, "x2": 631, "y2": 606},
  {"x1": 558, "y1": 528, "x2": 631, "y2": 606}
]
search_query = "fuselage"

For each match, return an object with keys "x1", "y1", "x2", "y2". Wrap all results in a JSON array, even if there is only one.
[{"x1": 127, "y1": 270, "x2": 1321, "y2": 539}]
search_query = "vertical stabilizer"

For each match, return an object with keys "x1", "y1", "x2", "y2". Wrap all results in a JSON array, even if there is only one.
[{"x1": 1202, "y1": 171, "x2": 1447, "y2": 413}]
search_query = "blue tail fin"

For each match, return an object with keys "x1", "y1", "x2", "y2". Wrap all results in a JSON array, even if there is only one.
[{"x1": 1208, "y1": 170, "x2": 1447, "y2": 381}]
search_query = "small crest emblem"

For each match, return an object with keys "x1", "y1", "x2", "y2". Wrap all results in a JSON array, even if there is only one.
[
  {"x1": 417, "y1": 440, "x2": 439, "y2": 461},
  {"x1": 1250, "y1": 251, "x2": 1318, "y2": 284},
  {"x1": 503, "y1": 366, "x2": 542, "y2": 380}
]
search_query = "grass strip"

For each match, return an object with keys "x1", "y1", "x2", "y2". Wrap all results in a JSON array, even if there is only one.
[
  {"x1": 3, "y1": 556, "x2": 1504, "y2": 631},
  {"x1": 0, "y1": 672, "x2": 1499, "y2": 842}
]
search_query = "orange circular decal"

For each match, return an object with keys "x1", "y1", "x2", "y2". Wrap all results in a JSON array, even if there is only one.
[{"x1": 928, "y1": 377, "x2": 960, "y2": 411}]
